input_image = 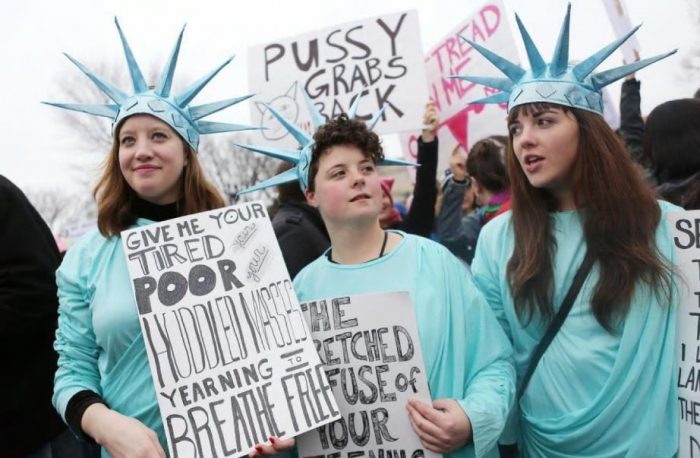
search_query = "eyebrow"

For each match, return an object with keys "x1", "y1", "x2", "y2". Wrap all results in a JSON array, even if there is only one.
[{"x1": 531, "y1": 109, "x2": 557, "y2": 118}]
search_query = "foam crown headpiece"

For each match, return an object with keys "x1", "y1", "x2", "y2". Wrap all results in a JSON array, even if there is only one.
[
  {"x1": 44, "y1": 18, "x2": 257, "y2": 151},
  {"x1": 453, "y1": 4, "x2": 677, "y2": 114},
  {"x1": 235, "y1": 89, "x2": 415, "y2": 194}
]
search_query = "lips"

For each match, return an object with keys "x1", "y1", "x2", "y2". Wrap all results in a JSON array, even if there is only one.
[
  {"x1": 134, "y1": 165, "x2": 160, "y2": 174},
  {"x1": 522, "y1": 154, "x2": 544, "y2": 173},
  {"x1": 350, "y1": 193, "x2": 371, "y2": 202}
]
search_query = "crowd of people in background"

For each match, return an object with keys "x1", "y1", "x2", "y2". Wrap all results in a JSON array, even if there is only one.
[{"x1": 3, "y1": 5, "x2": 700, "y2": 458}]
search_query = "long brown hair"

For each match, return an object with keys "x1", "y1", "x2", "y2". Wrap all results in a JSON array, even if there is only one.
[
  {"x1": 94, "y1": 119, "x2": 225, "y2": 237},
  {"x1": 506, "y1": 103, "x2": 673, "y2": 331}
]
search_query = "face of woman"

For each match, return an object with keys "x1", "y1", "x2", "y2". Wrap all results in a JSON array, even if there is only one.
[
  {"x1": 305, "y1": 144, "x2": 382, "y2": 225},
  {"x1": 118, "y1": 115, "x2": 188, "y2": 205},
  {"x1": 509, "y1": 106, "x2": 580, "y2": 207}
]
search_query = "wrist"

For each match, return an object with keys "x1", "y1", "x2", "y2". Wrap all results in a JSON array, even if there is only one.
[
  {"x1": 81, "y1": 403, "x2": 110, "y2": 444},
  {"x1": 421, "y1": 132, "x2": 436, "y2": 143}
]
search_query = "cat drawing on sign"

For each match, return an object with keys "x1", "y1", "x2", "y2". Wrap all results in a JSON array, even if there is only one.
[{"x1": 256, "y1": 81, "x2": 303, "y2": 141}]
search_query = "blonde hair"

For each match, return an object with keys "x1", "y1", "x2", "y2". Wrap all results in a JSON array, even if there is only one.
[{"x1": 94, "y1": 120, "x2": 225, "y2": 237}]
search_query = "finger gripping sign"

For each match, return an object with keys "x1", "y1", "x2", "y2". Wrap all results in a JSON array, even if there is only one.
[
  {"x1": 296, "y1": 292, "x2": 439, "y2": 458},
  {"x1": 669, "y1": 210, "x2": 700, "y2": 457},
  {"x1": 122, "y1": 201, "x2": 340, "y2": 458}
]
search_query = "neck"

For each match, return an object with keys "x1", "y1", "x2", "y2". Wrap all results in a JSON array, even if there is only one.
[
  {"x1": 553, "y1": 188, "x2": 577, "y2": 211},
  {"x1": 326, "y1": 219, "x2": 386, "y2": 264}
]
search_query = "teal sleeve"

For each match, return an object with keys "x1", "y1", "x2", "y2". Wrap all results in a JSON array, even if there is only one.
[
  {"x1": 52, "y1": 241, "x2": 102, "y2": 421},
  {"x1": 442, "y1": 252, "x2": 515, "y2": 457}
]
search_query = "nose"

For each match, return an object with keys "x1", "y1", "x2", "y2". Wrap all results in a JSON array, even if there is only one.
[
  {"x1": 134, "y1": 139, "x2": 153, "y2": 160},
  {"x1": 350, "y1": 169, "x2": 365, "y2": 188},
  {"x1": 516, "y1": 123, "x2": 536, "y2": 151}
]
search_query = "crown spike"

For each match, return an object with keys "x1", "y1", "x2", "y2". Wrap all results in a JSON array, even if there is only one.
[
  {"x1": 379, "y1": 157, "x2": 418, "y2": 167},
  {"x1": 114, "y1": 18, "x2": 147, "y2": 93},
  {"x1": 367, "y1": 105, "x2": 387, "y2": 131},
  {"x1": 460, "y1": 36, "x2": 525, "y2": 82},
  {"x1": 469, "y1": 92, "x2": 511, "y2": 105},
  {"x1": 195, "y1": 120, "x2": 261, "y2": 134},
  {"x1": 550, "y1": 3, "x2": 572, "y2": 77},
  {"x1": 63, "y1": 53, "x2": 128, "y2": 104},
  {"x1": 176, "y1": 55, "x2": 235, "y2": 107},
  {"x1": 347, "y1": 90, "x2": 365, "y2": 119},
  {"x1": 302, "y1": 88, "x2": 325, "y2": 129},
  {"x1": 155, "y1": 25, "x2": 186, "y2": 98},
  {"x1": 515, "y1": 14, "x2": 546, "y2": 77},
  {"x1": 42, "y1": 102, "x2": 119, "y2": 119},
  {"x1": 189, "y1": 94, "x2": 253, "y2": 121},
  {"x1": 591, "y1": 49, "x2": 678, "y2": 89},
  {"x1": 261, "y1": 102, "x2": 313, "y2": 146},
  {"x1": 236, "y1": 168, "x2": 301, "y2": 196},
  {"x1": 572, "y1": 24, "x2": 642, "y2": 81},
  {"x1": 450, "y1": 75, "x2": 514, "y2": 93},
  {"x1": 233, "y1": 143, "x2": 301, "y2": 163}
]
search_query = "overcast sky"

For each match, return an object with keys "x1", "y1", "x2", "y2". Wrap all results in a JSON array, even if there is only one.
[{"x1": 1, "y1": 0, "x2": 696, "y2": 192}]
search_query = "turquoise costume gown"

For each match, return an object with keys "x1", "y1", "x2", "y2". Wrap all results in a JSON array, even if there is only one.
[
  {"x1": 471, "y1": 201, "x2": 680, "y2": 457},
  {"x1": 53, "y1": 220, "x2": 167, "y2": 456},
  {"x1": 293, "y1": 231, "x2": 515, "y2": 458}
]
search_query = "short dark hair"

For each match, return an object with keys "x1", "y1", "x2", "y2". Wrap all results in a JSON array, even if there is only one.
[
  {"x1": 466, "y1": 136, "x2": 509, "y2": 192},
  {"x1": 308, "y1": 114, "x2": 384, "y2": 192}
]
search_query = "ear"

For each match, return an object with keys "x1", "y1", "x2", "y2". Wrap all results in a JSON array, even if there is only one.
[{"x1": 304, "y1": 189, "x2": 318, "y2": 207}]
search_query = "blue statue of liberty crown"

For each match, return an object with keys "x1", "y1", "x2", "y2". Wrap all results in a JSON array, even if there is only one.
[
  {"x1": 44, "y1": 18, "x2": 258, "y2": 151},
  {"x1": 453, "y1": 4, "x2": 677, "y2": 115},
  {"x1": 235, "y1": 89, "x2": 415, "y2": 194}
]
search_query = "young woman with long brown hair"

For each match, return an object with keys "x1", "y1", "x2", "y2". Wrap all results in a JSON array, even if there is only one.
[
  {"x1": 46, "y1": 20, "x2": 292, "y2": 457},
  {"x1": 461, "y1": 5, "x2": 680, "y2": 456}
]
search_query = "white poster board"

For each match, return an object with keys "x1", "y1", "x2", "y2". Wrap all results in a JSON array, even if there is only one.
[
  {"x1": 248, "y1": 10, "x2": 429, "y2": 149},
  {"x1": 399, "y1": 0, "x2": 518, "y2": 174},
  {"x1": 602, "y1": 0, "x2": 641, "y2": 64},
  {"x1": 296, "y1": 292, "x2": 439, "y2": 458},
  {"x1": 121, "y1": 202, "x2": 339, "y2": 457},
  {"x1": 669, "y1": 210, "x2": 700, "y2": 457}
]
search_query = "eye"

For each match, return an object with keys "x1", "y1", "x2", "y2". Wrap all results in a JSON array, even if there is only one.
[
  {"x1": 508, "y1": 124, "x2": 522, "y2": 137},
  {"x1": 152, "y1": 131, "x2": 168, "y2": 141},
  {"x1": 537, "y1": 117, "x2": 554, "y2": 127},
  {"x1": 120, "y1": 135, "x2": 135, "y2": 146},
  {"x1": 361, "y1": 163, "x2": 375, "y2": 173},
  {"x1": 331, "y1": 169, "x2": 345, "y2": 179}
]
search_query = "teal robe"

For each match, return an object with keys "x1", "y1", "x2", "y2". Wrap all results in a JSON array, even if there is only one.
[
  {"x1": 53, "y1": 220, "x2": 166, "y2": 456},
  {"x1": 471, "y1": 202, "x2": 680, "y2": 457},
  {"x1": 293, "y1": 232, "x2": 515, "y2": 458}
]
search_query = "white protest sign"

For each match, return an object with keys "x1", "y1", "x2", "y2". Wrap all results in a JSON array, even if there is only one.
[
  {"x1": 399, "y1": 0, "x2": 518, "y2": 175},
  {"x1": 121, "y1": 202, "x2": 340, "y2": 457},
  {"x1": 669, "y1": 210, "x2": 700, "y2": 457},
  {"x1": 248, "y1": 10, "x2": 429, "y2": 149},
  {"x1": 602, "y1": 0, "x2": 641, "y2": 65},
  {"x1": 296, "y1": 292, "x2": 438, "y2": 458}
]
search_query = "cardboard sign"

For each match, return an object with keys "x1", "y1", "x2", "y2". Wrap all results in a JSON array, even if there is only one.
[
  {"x1": 399, "y1": 0, "x2": 518, "y2": 174},
  {"x1": 248, "y1": 10, "x2": 429, "y2": 149},
  {"x1": 602, "y1": 0, "x2": 641, "y2": 65},
  {"x1": 669, "y1": 210, "x2": 700, "y2": 457},
  {"x1": 296, "y1": 292, "x2": 438, "y2": 458},
  {"x1": 121, "y1": 202, "x2": 339, "y2": 457}
]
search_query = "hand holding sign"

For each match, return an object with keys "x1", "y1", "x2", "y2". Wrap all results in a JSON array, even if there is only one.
[
  {"x1": 250, "y1": 436, "x2": 296, "y2": 458},
  {"x1": 406, "y1": 397, "x2": 472, "y2": 454},
  {"x1": 421, "y1": 100, "x2": 439, "y2": 142}
]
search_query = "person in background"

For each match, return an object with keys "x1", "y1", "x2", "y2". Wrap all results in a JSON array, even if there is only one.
[
  {"x1": 461, "y1": 5, "x2": 680, "y2": 456},
  {"x1": 271, "y1": 161, "x2": 330, "y2": 278},
  {"x1": 0, "y1": 175, "x2": 98, "y2": 458},
  {"x1": 643, "y1": 97, "x2": 700, "y2": 209},
  {"x1": 379, "y1": 101, "x2": 439, "y2": 237},
  {"x1": 436, "y1": 136, "x2": 509, "y2": 265}
]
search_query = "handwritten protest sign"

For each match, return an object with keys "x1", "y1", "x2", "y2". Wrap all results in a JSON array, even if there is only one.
[
  {"x1": 399, "y1": 0, "x2": 518, "y2": 174},
  {"x1": 296, "y1": 292, "x2": 438, "y2": 458},
  {"x1": 602, "y1": 0, "x2": 641, "y2": 65},
  {"x1": 669, "y1": 210, "x2": 700, "y2": 457},
  {"x1": 121, "y1": 202, "x2": 339, "y2": 457},
  {"x1": 248, "y1": 10, "x2": 428, "y2": 149}
]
